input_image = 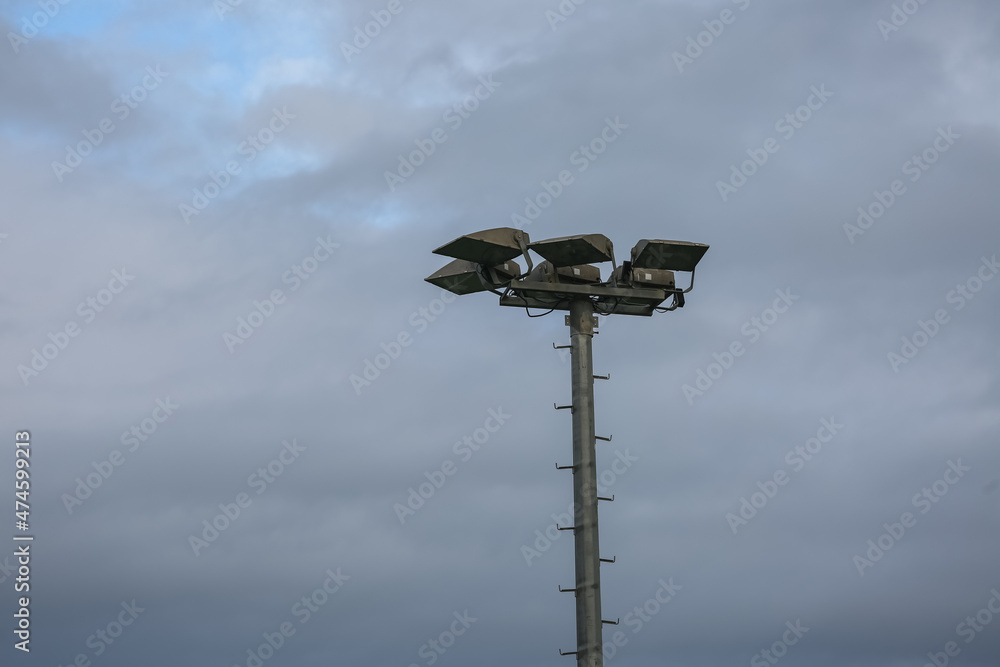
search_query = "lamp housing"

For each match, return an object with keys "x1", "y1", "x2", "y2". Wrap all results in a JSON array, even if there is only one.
[
  {"x1": 529, "y1": 234, "x2": 614, "y2": 268},
  {"x1": 433, "y1": 227, "x2": 529, "y2": 266},
  {"x1": 425, "y1": 258, "x2": 521, "y2": 295},
  {"x1": 525, "y1": 261, "x2": 602, "y2": 285},
  {"x1": 630, "y1": 239, "x2": 708, "y2": 272}
]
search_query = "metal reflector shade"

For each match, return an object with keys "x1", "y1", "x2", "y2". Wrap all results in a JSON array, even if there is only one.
[
  {"x1": 432, "y1": 227, "x2": 528, "y2": 266},
  {"x1": 528, "y1": 234, "x2": 614, "y2": 267},
  {"x1": 631, "y1": 267, "x2": 675, "y2": 289},
  {"x1": 425, "y1": 259, "x2": 521, "y2": 295},
  {"x1": 526, "y1": 261, "x2": 601, "y2": 285},
  {"x1": 631, "y1": 239, "x2": 709, "y2": 272}
]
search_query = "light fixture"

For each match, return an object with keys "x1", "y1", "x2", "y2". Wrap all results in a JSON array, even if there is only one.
[
  {"x1": 424, "y1": 258, "x2": 521, "y2": 295},
  {"x1": 630, "y1": 267, "x2": 676, "y2": 290},
  {"x1": 528, "y1": 233, "x2": 614, "y2": 268},
  {"x1": 630, "y1": 239, "x2": 709, "y2": 272},
  {"x1": 432, "y1": 227, "x2": 529, "y2": 266},
  {"x1": 526, "y1": 261, "x2": 602, "y2": 285}
]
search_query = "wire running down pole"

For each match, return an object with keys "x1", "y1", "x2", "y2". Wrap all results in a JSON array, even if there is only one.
[{"x1": 568, "y1": 298, "x2": 603, "y2": 667}]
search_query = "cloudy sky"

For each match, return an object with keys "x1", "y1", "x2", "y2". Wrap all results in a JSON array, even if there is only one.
[{"x1": 1, "y1": 0, "x2": 999, "y2": 665}]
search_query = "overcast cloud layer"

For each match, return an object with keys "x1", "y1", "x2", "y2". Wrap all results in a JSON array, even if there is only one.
[{"x1": 1, "y1": 1, "x2": 999, "y2": 666}]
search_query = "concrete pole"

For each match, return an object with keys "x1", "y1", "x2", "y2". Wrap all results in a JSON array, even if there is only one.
[{"x1": 568, "y1": 298, "x2": 603, "y2": 667}]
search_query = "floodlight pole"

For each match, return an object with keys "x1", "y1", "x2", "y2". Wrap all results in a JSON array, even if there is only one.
[
  {"x1": 427, "y1": 229, "x2": 710, "y2": 665},
  {"x1": 567, "y1": 298, "x2": 604, "y2": 667}
]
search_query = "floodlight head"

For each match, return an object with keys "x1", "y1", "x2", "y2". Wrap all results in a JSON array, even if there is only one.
[
  {"x1": 425, "y1": 258, "x2": 521, "y2": 295},
  {"x1": 630, "y1": 239, "x2": 709, "y2": 272},
  {"x1": 529, "y1": 234, "x2": 614, "y2": 268},
  {"x1": 432, "y1": 227, "x2": 529, "y2": 266},
  {"x1": 525, "y1": 261, "x2": 601, "y2": 285},
  {"x1": 630, "y1": 267, "x2": 676, "y2": 290}
]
